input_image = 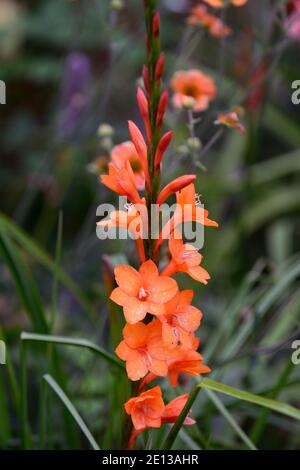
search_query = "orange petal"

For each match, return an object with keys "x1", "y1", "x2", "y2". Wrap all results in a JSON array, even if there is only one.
[
  {"x1": 110, "y1": 287, "x2": 130, "y2": 306},
  {"x1": 114, "y1": 265, "x2": 142, "y2": 296},
  {"x1": 126, "y1": 351, "x2": 148, "y2": 381},
  {"x1": 139, "y1": 259, "x2": 158, "y2": 282},
  {"x1": 123, "y1": 322, "x2": 148, "y2": 349},
  {"x1": 115, "y1": 340, "x2": 131, "y2": 360},
  {"x1": 188, "y1": 265, "x2": 210, "y2": 284},
  {"x1": 147, "y1": 275, "x2": 178, "y2": 304},
  {"x1": 123, "y1": 297, "x2": 148, "y2": 324}
]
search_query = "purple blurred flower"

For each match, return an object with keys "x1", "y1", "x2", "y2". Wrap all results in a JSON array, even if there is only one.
[{"x1": 57, "y1": 52, "x2": 91, "y2": 139}]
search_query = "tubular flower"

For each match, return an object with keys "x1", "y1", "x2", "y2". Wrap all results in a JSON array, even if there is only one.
[
  {"x1": 161, "y1": 394, "x2": 196, "y2": 425},
  {"x1": 125, "y1": 386, "x2": 165, "y2": 431},
  {"x1": 171, "y1": 69, "x2": 216, "y2": 112},
  {"x1": 166, "y1": 349, "x2": 211, "y2": 386},
  {"x1": 116, "y1": 321, "x2": 169, "y2": 380},
  {"x1": 110, "y1": 259, "x2": 178, "y2": 323},
  {"x1": 215, "y1": 110, "x2": 246, "y2": 134},
  {"x1": 111, "y1": 141, "x2": 145, "y2": 190},
  {"x1": 187, "y1": 5, "x2": 232, "y2": 38},
  {"x1": 203, "y1": 0, "x2": 248, "y2": 7},
  {"x1": 125, "y1": 387, "x2": 195, "y2": 449},
  {"x1": 100, "y1": 160, "x2": 142, "y2": 204},
  {"x1": 157, "y1": 290, "x2": 202, "y2": 349},
  {"x1": 155, "y1": 183, "x2": 218, "y2": 253},
  {"x1": 161, "y1": 231, "x2": 210, "y2": 284}
]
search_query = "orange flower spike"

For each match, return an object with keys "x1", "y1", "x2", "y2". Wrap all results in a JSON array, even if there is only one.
[
  {"x1": 161, "y1": 231, "x2": 210, "y2": 284},
  {"x1": 154, "y1": 130, "x2": 173, "y2": 169},
  {"x1": 116, "y1": 321, "x2": 169, "y2": 380},
  {"x1": 171, "y1": 69, "x2": 217, "y2": 112},
  {"x1": 162, "y1": 394, "x2": 196, "y2": 425},
  {"x1": 110, "y1": 259, "x2": 178, "y2": 323},
  {"x1": 128, "y1": 120, "x2": 150, "y2": 188},
  {"x1": 167, "y1": 349, "x2": 211, "y2": 386},
  {"x1": 157, "y1": 175, "x2": 196, "y2": 205},
  {"x1": 111, "y1": 141, "x2": 145, "y2": 190},
  {"x1": 137, "y1": 88, "x2": 151, "y2": 144},
  {"x1": 125, "y1": 386, "x2": 165, "y2": 431},
  {"x1": 158, "y1": 290, "x2": 203, "y2": 349}
]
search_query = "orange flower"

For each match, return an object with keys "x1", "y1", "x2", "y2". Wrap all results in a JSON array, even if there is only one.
[
  {"x1": 161, "y1": 394, "x2": 196, "y2": 425},
  {"x1": 187, "y1": 5, "x2": 232, "y2": 38},
  {"x1": 97, "y1": 201, "x2": 147, "y2": 263},
  {"x1": 158, "y1": 290, "x2": 202, "y2": 349},
  {"x1": 116, "y1": 321, "x2": 169, "y2": 380},
  {"x1": 110, "y1": 259, "x2": 178, "y2": 323},
  {"x1": 161, "y1": 231, "x2": 210, "y2": 284},
  {"x1": 125, "y1": 386, "x2": 165, "y2": 430},
  {"x1": 125, "y1": 387, "x2": 195, "y2": 442},
  {"x1": 111, "y1": 141, "x2": 145, "y2": 190},
  {"x1": 155, "y1": 183, "x2": 218, "y2": 253},
  {"x1": 100, "y1": 160, "x2": 141, "y2": 204},
  {"x1": 171, "y1": 69, "x2": 216, "y2": 112},
  {"x1": 167, "y1": 348, "x2": 211, "y2": 386},
  {"x1": 203, "y1": 0, "x2": 247, "y2": 7},
  {"x1": 215, "y1": 110, "x2": 246, "y2": 134}
]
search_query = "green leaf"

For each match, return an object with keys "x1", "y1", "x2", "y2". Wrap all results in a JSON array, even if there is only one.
[
  {"x1": 20, "y1": 332, "x2": 124, "y2": 370},
  {"x1": 42, "y1": 374, "x2": 100, "y2": 450},
  {"x1": 198, "y1": 379, "x2": 300, "y2": 422},
  {"x1": 203, "y1": 389, "x2": 257, "y2": 450}
]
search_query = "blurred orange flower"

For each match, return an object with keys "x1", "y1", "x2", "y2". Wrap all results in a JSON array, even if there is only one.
[
  {"x1": 215, "y1": 110, "x2": 246, "y2": 134},
  {"x1": 171, "y1": 69, "x2": 216, "y2": 112},
  {"x1": 116, "y1": 321, "x2": 169, "y2": 381},
  {"x1": 110, "y1": 259, "x2": 178, "y2": 323},
  {"x1": 187, "y1": 5, "x2": 232, "y2": 38},
  {"x1": 111, "y1": 141, "x2": 145, "y2": 190},
  {"x1": 203, "y1": 0, "x2": 247, "y2": 7}
]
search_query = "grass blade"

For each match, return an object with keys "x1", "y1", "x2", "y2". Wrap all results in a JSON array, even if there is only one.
[
  {"x1": 203, "y1": 388, "x2": 257, "y2": 450},
  {"x1": 50, "y1": 211, "x2": 63, "y2": 330},
  {"x1": 20, "y1": 332, "x2": 124, "y2": 370},
  {"x1": 198, "y1": 379, "x2": 300, "y2": 422},
  {"x1": 43, "y1": 374, "x2": 100, "y2": 450}
]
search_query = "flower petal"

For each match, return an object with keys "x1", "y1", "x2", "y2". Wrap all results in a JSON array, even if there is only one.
[{"x1": 114, "y1": 265, "x2": 142, "y2": 296}]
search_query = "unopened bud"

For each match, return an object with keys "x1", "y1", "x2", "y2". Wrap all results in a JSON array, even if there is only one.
[
  {"x1": 110, "y1": 0, "x2": 124, "y2": 10},
  {"x1": 98, "y1": 123, "x2": 114, "y2": 138},
  {"x1": 187, "y1": 137, "x2": 202, "y2": 151}
]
